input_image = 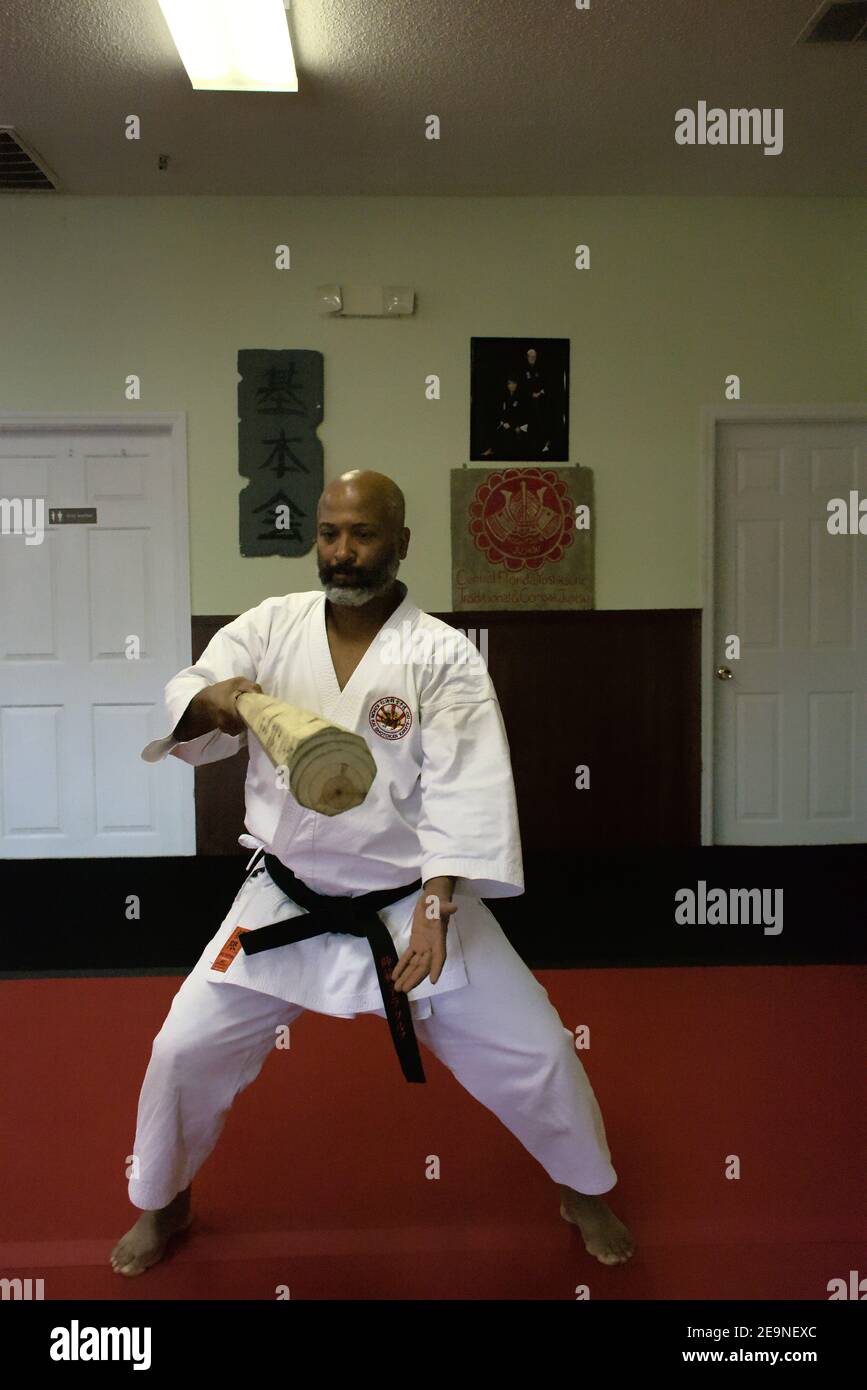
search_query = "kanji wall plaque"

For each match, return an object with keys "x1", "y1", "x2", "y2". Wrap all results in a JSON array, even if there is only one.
[
  {"x1": 238, "y1": 349, "x2": 323, "y2": 557},
  {"x1": 451, "y1": 465, "x2": 594, "y2": 610}
]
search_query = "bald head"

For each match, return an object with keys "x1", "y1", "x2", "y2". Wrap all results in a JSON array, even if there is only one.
[
  {"x1": 316, "y1": 470, "x2": 409, "y2": 607},
  {"x1": 317, "y1": 470, "x2": 405, "y2": 533}
]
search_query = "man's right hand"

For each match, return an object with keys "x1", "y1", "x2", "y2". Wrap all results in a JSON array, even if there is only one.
[{"x1": 174, "y1": 677, "x2": 262, "y2": 741}]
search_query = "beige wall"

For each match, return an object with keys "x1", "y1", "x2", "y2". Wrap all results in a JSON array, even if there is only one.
[{"x1": 1, "y1": 195, "x2": 863, "y2": 613}]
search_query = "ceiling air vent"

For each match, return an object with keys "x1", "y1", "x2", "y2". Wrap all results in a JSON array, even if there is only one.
[
  {"x1": 798, "y1": 0, "x2": 867, "y2": 41},
  {"x1": 0, "y1": 128, "x2": 59, "y2": 192}
]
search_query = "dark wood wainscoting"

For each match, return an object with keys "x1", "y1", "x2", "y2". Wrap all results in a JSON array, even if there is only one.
[{"x1": 190, "y1": 608, "x2": 702, "y2": 854}]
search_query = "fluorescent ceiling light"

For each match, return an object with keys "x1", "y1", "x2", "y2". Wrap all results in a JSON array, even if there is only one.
[{"x1": 157, "y1": 0, "x2": 298, "y2": 92}]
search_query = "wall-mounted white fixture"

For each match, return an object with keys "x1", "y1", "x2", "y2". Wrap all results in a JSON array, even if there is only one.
[
  {"x1": 314, "y1": 285, "x2": 416, "y2": 318},
  {"x1": 316, "y1": 285, "x2": 343, "y2": 314},
  {"x1": 157, "y1": 0, "x2": 298, "y2": 92}
]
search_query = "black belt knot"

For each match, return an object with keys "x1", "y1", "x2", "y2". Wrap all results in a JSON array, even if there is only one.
[
  {"x1": 316, "y1": 898, "x2": 369, "y2": 936},
  {"x1": 238, "y1": 850, "x2": 427, "y2": 1084}
]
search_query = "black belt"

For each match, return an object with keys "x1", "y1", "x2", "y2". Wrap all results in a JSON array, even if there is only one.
[{"x1": 239, "y1": 851, "x2": 426, "y2": 1084}]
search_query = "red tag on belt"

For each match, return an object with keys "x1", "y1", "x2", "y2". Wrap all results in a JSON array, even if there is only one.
[{"x1": 211, "y1": 925, "x2": 251, "y2": 973}]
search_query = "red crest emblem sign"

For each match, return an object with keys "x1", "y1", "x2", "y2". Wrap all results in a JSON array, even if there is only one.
[{"x1": 468, "y1": 467, "x2": 575, "y2": 571}]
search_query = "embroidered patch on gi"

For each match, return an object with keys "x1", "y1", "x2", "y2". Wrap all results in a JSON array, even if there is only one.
[
  {"x1": 369, "y1": 695, "x2": 413, "y2": 740},
  {"x1": 210, "y1": 925, "x2": 251, "y2": 973}
]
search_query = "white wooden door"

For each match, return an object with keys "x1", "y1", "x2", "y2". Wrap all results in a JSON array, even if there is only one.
[
  {"x1": 713, "y1": 419, "x2": 867, "y2": 844},
  {"x1": 0, "y1": 420, "x2": 195, "y2": 856}
]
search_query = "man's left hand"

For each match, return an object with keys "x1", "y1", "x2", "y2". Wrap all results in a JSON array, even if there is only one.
[{"x1": 391, "y1": 881, "x2": 458, "y2": 993}]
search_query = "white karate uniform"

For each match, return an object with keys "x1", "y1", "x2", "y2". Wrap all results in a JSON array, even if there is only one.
[{"x1": 129, "y1": 581, "x2": 617, "y2": 1207}]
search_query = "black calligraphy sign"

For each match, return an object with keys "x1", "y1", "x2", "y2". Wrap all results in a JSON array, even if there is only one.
[{"x1": 238, "y1": 349, "x2": 323, "y2": 556}]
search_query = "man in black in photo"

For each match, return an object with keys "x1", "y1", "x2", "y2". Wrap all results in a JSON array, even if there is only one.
[
  {"x1": 481, "y1": 373, "x2": 530, "y2": 460},
  {"x1": 523, "y1": 345, "x2": 552, "y2": 457}
]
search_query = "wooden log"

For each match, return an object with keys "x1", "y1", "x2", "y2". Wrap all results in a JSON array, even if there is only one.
[{"x1": 234, "y1": 691, "x2": 377, "y2": 817}]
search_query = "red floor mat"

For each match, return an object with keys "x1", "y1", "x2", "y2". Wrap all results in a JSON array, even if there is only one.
[{"x1": 1, "y1": 966, "x2": 864, "y2": 1299}]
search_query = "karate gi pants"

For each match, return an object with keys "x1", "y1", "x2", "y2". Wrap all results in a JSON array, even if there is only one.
[{"x1": 127, "y1": 898, "x2": 617, "y2": 1209}]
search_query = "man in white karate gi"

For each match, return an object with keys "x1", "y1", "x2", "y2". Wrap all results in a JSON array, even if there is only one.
[{"x1": 111, "y1": 469, "x2": 635, "y2": 1277}]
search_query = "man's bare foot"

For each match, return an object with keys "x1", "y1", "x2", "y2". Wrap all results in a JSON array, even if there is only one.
[
  {"x1": 558, "y1": 1185, "x2": 636, "y2": 1266},
  {"x1": 110, "y1": 1185, "x2": 193, "y2": 1277}
]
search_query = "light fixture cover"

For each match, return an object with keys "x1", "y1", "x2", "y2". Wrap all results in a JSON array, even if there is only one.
[
  {"x1": 383, "y1": 286, "x2": 415, "y2": 316},
  {"x1": 157, "y1": 0, "x2": 298, "y2": 92},
  {"x1": 315, "y1": 285, "x2": 344, "y2": 315},
  {"x1": 314, "y1": 286, "x2": 416, "y2": 317}
]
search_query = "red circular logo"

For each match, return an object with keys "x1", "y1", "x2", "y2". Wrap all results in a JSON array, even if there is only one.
[
  {"x1": 369, "y1": 696, "x2": 413, "y2": 740},
  {"x1": 468, "y1": 467, "x2": 575, "y2": 571}
]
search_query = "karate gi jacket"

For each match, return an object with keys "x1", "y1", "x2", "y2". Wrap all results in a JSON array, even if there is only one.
[{"x1": 143, "y1": 581, "x2": 525, "y2": 1020}]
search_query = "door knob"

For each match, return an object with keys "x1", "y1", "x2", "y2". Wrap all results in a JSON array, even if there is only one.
[{"x1": 715, "y1": 666, "x2": 733, "y2": 681}]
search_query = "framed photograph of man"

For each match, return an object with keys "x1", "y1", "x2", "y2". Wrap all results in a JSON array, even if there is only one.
[{"x1": 470, "y1": 337, "x2": 569, "y2": 462}]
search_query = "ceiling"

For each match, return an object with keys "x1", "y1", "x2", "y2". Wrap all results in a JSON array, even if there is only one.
[{"x1": 1, "y1": 0, "x2": 864, "y2": 195}]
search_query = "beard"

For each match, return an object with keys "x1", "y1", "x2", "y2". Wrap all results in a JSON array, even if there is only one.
[{"x1": 318, "y1": 546, "x2": 401, "y2": 607}]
